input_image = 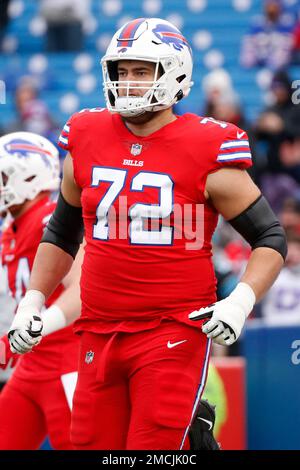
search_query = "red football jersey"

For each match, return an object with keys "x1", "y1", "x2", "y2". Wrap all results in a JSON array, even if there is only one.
[
  {"x1": 1, "y1": 197, "x2": 79, "y2": 380},
  {"x1": 58, "y1": 110, "x2": 252, "y2": 334}
]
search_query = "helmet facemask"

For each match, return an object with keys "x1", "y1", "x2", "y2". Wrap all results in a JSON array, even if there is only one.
[{"x1": 102, "y1": 55, "x2": 186, "y2": 117}]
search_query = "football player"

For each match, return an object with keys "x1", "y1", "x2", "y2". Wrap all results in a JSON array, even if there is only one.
[
  {"x1": 9, "y1": 19, "x2": 287, "y2": 450},
  {"x1": 0, "y1": 132, "x2": 82, "y2": 449}
]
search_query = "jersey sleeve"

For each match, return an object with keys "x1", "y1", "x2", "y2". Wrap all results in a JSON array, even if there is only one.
[
  {"x1": 213, "y1": 125, "x2": 253, "y2": 172},
  {"x1": 34, "y1": 202, "x2": 56, "y2": 236},
  {"x1": 57, "y1": 108, "x2": 101, "y2": 153},
  {"x1": 58, "y1": 116, "x2": 74, "y2": 152}
]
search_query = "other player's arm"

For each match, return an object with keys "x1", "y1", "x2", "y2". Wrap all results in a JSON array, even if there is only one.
[
  {"x1": 8, "y1": 244, "x2": 83, "y2": 354},
  {"x1": 8, "y1": 153, "x2": 83, "y2": 353},
  {"x1": 189, "y1": 168, "x2": 286, "y2": 345},
  {"x1": 29, "y1": 153, "x2": 82, "y2": 298},
  {"x1": 38, "y1": 242, "x2": 84, "y2": 337}
]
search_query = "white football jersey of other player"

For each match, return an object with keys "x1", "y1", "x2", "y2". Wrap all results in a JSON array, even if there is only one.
[{"x1": 261, "y1": 267, "x2": 300, "y2": 326}]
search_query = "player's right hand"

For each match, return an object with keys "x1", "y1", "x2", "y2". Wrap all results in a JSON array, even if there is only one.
[
  {"x1": 8, "y1": 312, "x2": 43, "y2": 355},
  {"x1": 189, "y1": 282, "x2": 256, "y2": 346},
  {"x1": 8, "y1": 290, "x2": 44, "y2": 354}
]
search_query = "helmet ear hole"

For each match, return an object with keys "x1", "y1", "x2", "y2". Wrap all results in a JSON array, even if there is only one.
[
  {"x1": 25, "y1": 175, "x2": 36, "y2": 183},
  {"x1": 176, "y1": 74, "x2": 186, "y2": 83},
  {"x1": 1, "y1": 171, "x2": 8, "y2": 186},
  {"x1": 175, "y1": 90, "x2": 184, "y2": 101},
  {"x1": 157, "y1": 63, "x2": 164, "y2": 78}
]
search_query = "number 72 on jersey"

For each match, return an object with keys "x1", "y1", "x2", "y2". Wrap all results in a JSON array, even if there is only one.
[{"x1": 91, "y1": 166, "x2": 174, "y2": 246}]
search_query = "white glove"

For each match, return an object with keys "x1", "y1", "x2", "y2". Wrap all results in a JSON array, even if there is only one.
[
  {"x1": 8, "y1": 290, "x2": 45, "y2": 354},
  {"x1": 189, "y1": 283, "x2": 256, "y2": 346}
]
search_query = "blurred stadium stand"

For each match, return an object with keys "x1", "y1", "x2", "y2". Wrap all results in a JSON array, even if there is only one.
[{"x1": 1, "y1": 0, "x2": 295, "y2": 128}]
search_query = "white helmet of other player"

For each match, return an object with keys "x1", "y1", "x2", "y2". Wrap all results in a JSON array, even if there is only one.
[
  {"x1": 0, "y1": 132, "x2": 60, "y2": 212},
  {"x1": 101, "y1": 18, "x2": 193, "y2": 117}
]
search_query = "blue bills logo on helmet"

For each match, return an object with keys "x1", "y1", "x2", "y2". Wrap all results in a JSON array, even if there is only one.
[
  {"x1": 4, "y1": 138, "x2": 53, "y2": 167},
  {"x1": 152, "y1": 23, "x2": 191, "y2": 52}
]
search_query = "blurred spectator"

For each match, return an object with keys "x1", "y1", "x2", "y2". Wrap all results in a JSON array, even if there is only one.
[
  {"x1": 6, "y1": 77, "x2": 58, "y2": 140},
  {"x1": 256, "y1": 70, "x2": 292, "y2": 137},
  {"x1": 292, "y1": 20, "x2": 300, "y2": 61},
  {"x1": 202, "y1": 71, "x2": 257, "y2": 180},
  {"x1": 279, "y1": 196, "x2": 300, "y2": 234},
  {"x1": 0, "y1": 0, "x2": 10, "y2": 51},
  {"x1": 291, "y1": 4, "x2": 300, "y2": 64},
  {"x1": 40, "y1": 0, "x2": 91, "y2": 52},
  {"x1": 254, "y1": 70, "x2": 300, "y2": 199},
  {"x1": 210, "y1": 92, "x2": 244, "y2": 128},
  {"x1": 201, "y1": 68, "x2": 234, "y2": 117},
  {"x1": 260, "y1": 231, "x2": 300, "y2": 325},
  {"x1": 240, "y1": 0, "x2": 295, "y2": 70},
  {"x1": 278, "y1": 132, "x2": 300, "y2": 181},
  {"x1": 260, "y1": 173, "x2": 300, "y2": 213}
]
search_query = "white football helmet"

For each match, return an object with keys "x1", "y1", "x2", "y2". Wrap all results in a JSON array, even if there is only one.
[
  {"x1": 0, "y1": 132, "x2": 60, "y2": 212},
  {"x1": 101, "y1": 17, "x2": 193, "y2": 117}
]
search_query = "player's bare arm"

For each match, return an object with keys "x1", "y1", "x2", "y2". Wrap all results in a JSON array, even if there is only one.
[
  {"x1": 8, "y1": 153, "x2": 84, "y2": 353},
  {"x1": 55, "y1": 240, "x2": 84, "y2": 324},
  {"x1": 61, "y1": 152, "x2": 82, "y2": 207},
  {"x1": 38, "y1": 243, "x2": 84, "y2": 338},
  {"x1": 190, "y1": 167, "x2": 287, "y2": 346},
  {"x1": 28, "y1": 153, "x2": 82, "y2": 298},
  {"x1": 206, "y1": 167, "x2": 284, "y2": 300}
]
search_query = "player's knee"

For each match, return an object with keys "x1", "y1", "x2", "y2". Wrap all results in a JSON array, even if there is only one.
[
  {"x1": 145, "y1": 371, "x2": 195, "y2": 430},
  {"x1": 70, "y1": 390, "x2": 97, "y2": 447},
  {"x1": 49, "y1": 433, "x2": 74, "y2": 450},
  {"x1": 47, "y1": 411, "x2": 74, "y2": 450}
]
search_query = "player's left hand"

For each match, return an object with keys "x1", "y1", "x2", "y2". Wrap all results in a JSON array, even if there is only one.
[{"x1": 189, "y1": 283, "x2": 256, "y2": 346}]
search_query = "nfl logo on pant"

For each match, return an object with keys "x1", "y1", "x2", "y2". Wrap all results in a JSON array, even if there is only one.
[{"x1": 85, "y1": 351, "x2": 94, "y2": 364}]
